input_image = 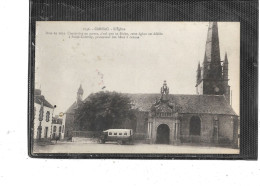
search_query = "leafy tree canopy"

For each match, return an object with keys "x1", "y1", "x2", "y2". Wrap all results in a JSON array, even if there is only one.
[{"x1": 74, "y1": 91, "x2": 136, "y2": 131}]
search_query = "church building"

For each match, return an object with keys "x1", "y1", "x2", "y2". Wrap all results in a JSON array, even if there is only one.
[
  {"x1": 64, "y1": 22, "x2": 239, "y2": 148},
  {"x1": 63, "y1": 84, "x2": 84, "y2": 138}
]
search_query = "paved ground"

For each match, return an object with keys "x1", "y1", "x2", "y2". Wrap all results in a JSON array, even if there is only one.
[{"x1": 33, "y1": 142, "x2": 239, "y2": 154}]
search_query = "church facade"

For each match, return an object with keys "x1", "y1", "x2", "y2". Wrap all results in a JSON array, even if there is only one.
[
  {"x1": 64, "y1": 22, "x2": 239, "y2": 148},
  {"x1": 126, "y1": 82, "x2": 238, "y2": 147}
]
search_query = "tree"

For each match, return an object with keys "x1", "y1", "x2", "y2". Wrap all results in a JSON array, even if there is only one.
[{"x1": 74, "y1": 91, "x2": 137, "y2": 131}]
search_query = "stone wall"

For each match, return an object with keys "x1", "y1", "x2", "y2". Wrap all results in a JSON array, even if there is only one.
[
  {"x1": 64, "y1": 113, "x2": 75, "y2": 138},
  {"x1": 135, "y1": 111, "x2": 149, "y2": 134},
  {"x1": 218, "y1": 115, "x2": 234, "y2": 143},
  {"x1": 180, "y1": 113, "x2": 238, "y2": 146}
]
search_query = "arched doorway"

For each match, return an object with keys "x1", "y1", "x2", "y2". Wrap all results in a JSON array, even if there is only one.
[
  {"x1": 189, "y1": 116, "x2": 201, "y2": 143},
  {"x1": 156, "y1": 124, "x2": 170, "y2": 144}
]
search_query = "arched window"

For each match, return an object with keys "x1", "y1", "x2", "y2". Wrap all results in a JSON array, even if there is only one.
[
  {"x1": 46, "y1": 111, "x2": 50, "y2": 122},
  {"x1": 53, "y1": 126, "x2": 57, "y2": 133},
  {"x1": 190, "y1": 116, "x2": 201, "y2": 136}
]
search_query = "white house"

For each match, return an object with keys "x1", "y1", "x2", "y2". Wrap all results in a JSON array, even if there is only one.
[
  {"x1": 34, "y1": 89, "x2": 65, "y2": 140},
  {"x1": 51, "y1": 115, "x2": 65, "y2": 140}
]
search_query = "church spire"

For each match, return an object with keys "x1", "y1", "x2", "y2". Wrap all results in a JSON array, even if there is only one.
[
  {"x1": 196, "y1": 61, "x2": 201, "y2": 85},
  {"x1": 223, "y1": 52, "x2": 229, "y2": 80},
  {"x1": 222, "y1": 52, "x2": 230, "y2": 104},
  {"x1": 77, "y1": 84, "x2": 84, "y2": 103},
  {"x1": 78, "y1": 84, "x2": 83, "y2": 94},
  {"x1": 196, "y1": 22, "x2": 230, "y2": 97},
  {"x1": 203, "y1": 22, "x2": 222, "y2": 80}
]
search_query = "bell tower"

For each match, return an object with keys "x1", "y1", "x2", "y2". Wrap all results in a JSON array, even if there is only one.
[
  {"x1": 77, "y1": 84, "x2": 84, "y2": 104},
  {"x1": 196, "y1": 22, "x2": 230, "y2": 103}
]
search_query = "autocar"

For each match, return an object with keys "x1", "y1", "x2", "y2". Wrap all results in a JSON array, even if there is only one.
[{"x1": 99, "y1": 129, "x2": 134, "y2": 145}]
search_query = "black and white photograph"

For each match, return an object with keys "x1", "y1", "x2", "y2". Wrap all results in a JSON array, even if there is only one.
[
  {"x1": 32, "y1": 21, "x2": 240, "y2": 154},
  {"x1": 1, "y1": 1, "x2": 259, "y2": 186}
]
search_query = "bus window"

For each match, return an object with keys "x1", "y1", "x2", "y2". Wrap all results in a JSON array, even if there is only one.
[
  {"x1": 124, "y1": 133, "x2": 127, "y2": 135},
  {"x1": 114, "y1": 133, "x2": 117, "y2": 135},
  {"x1": 130, "y1": 130, "x2": 131, "y2": 135},
  {"x1": 109, "y1": 132, "x2": 112, "y2": 135},
  {"x1": 119, "y1": 133, "x2": 122, "y2": 135}
]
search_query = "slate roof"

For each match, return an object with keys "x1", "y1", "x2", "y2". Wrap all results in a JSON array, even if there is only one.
[
  {"x1": 34, "y1": 95, "x2": 54, "y2": 109},
  {"x1": 65, "y1": 93, "x2": 237, "y2": 116},
  {"x1": 126, "y1": 93, "x2": 237, "y2": 116}
]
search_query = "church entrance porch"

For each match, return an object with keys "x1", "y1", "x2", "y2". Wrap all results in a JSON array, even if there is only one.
[
  {"x1": 148, "y1": 81, "x2": 182, "y2": 145},
  {"x1": 156, "y1": 124, "x2": 170, "y2": 144}
]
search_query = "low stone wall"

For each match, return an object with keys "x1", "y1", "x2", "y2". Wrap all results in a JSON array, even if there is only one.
[
  {"x1": 134, "y1": 133, "x2": 146, "y2": 140},
  {"x1": 72, "y1": 137, "x2": 98, "y2": 143},
  {"x1": 72, "y1": 131, "x2": 101, "y2": 138}
]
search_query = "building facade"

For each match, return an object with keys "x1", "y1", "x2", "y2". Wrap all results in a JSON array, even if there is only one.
[
  {"x1": 34, "y1": 89, "x2": 65, "y2": 140},
  {"x1": 51, "y1": 115, "x2": 65, "y2": 140},
  {"x1": 34, "y1": 89, "x2": 54, "y2": 139}
]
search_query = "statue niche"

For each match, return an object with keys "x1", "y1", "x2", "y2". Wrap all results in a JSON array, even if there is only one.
[
  {"x1": 161, "y1": 80, "x2": 169, "y2": 101},
  {"x1": 150, "y1": 81, "x2": 174, "y2": 117}
]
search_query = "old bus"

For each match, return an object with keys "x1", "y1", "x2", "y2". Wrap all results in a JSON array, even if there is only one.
[{"x1": 99, "y1": 129, "x2": 134, "y2": 145}]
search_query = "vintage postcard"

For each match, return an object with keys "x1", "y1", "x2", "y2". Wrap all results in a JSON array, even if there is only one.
[{"x1": 32, "y1": 21, "x2": 240, "y2": 154}]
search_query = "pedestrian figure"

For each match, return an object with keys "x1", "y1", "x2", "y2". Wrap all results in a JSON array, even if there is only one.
[{"x1": 55, "y1": 136, "x2": 59, "y2": 144}]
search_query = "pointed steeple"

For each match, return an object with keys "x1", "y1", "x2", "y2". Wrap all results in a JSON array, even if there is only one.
[
  {"x1": 203, "y1": 22, "x2": 222, "y2": 79},
  {"x1": 196, "y1": 61, "x2": 201, "y2": 85},
  {"x1": 224, "y1": 52, "x2": 229, "y2": 63},
  {"x1": 196, "y1": 22, "x2": 230, "y2": 96},
  {"x1": 77, "y1": 84, "x2": 84, "y2": 95},
  {"x1": 223, "y1": 52, "x2": 230, "y2": 104},
  {"x1": 197, "y1": 61, "x2": 201, "y2": 71},
  {"x1": 223, "y1": 52, "x2": 229, "y2": 80},
  {"x1": 77, "y1": 84, "x2": 84, "y2": 103}
]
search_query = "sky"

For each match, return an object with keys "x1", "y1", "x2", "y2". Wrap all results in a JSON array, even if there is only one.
[{"x1": 35, "y1": 22, "x2": 240, "y2": 115}]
